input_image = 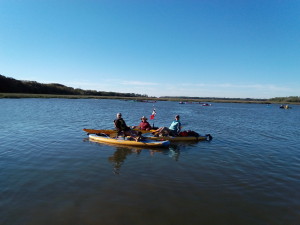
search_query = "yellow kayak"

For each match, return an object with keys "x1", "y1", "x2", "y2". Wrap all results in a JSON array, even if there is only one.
[
  {"x1": 146, "y1": 134, "x2": 212, "y2": 142},
  {"x1": 89, "y1": 134, "x2": 170, "y2": 147},
  {"x1": 83, "y1": 128, "x2": 155, "y2": 135}
]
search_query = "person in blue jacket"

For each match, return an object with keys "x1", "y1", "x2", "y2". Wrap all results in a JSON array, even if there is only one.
[{"x1": 153, "y1": 115, "x2": 182, "y2": 136}]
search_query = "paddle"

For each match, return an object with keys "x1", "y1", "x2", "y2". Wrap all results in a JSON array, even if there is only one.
[
  {"x1": 83, "y1": 128, "x2": 116, "y2": 135},
  {"x1": 83, "y1": 128, "x2": 156, "y2": 135}
]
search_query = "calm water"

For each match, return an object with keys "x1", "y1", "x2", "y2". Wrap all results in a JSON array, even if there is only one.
[{"x1": 1, "y1": 99, "x2": 299, "y2": 225}]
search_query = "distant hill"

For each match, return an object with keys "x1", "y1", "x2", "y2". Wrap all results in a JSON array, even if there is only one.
[{"x1": 0, "y1": 74, "x2": 147, "y2": 97}]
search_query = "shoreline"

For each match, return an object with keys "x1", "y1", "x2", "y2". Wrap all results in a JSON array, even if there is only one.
[{"x1": 0, "y1": 93, "x2": 299, "y2": 105}]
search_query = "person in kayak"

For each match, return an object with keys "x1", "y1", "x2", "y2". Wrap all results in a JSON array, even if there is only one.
[
  {"x1": 132, "y1": 116, "x2": 152, "y2": 131},
  {"x1": 153, "y1": 115, "x2": 182, "y2": 137},
  {"x1": 114, "y1": 113, "x2": 142, "y2": 141}
]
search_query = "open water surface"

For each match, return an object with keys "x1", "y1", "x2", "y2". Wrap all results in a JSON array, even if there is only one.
[{"x1": 0, "y1": 98, "x2": 299, "y2": 225}]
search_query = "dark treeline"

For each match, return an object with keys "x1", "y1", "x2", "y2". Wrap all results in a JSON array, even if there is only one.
[
  {"x1": 0, "y1": 75, "x2": 148, "y2": 97},
  {"x1": 269, "y1": 96, "x2": 300, "y2": 103},
  {"x1": 1, "y1": 74, "x2": 299, "y2": 102}
]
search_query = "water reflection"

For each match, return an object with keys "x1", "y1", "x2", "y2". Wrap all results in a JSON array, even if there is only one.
[
  {"x1": 168, "y1": 145, "x2": 181, "y2": 161},
  {"x1": 108, "y1": 147, "x2": 137, "y2": 174},
  {"x1": 86, "y1": 137, "x2": 202, "y2": 173},
  {"x1": 106, "y1": 142, "x2": 202, "y2": 173},
  {"x1": 108, "y1": 145, "x2": 173, "y2": 174}
]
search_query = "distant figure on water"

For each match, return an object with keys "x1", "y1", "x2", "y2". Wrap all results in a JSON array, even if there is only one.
[{"x1": 279, "y1": 104, "x2": 291, "y2": 109}]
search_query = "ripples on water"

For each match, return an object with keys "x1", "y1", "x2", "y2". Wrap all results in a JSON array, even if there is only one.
[{"x1": 0, "y1": 99, "x2": 299, "y2": 225}]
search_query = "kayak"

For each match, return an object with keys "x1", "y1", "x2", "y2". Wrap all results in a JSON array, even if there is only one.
[
  {"x1": 146, "y1": 134, "x2": 212, "y2": 142},
  {"x1": 83, "y1": 128, "x2": 156, "y2": 135},
  {"x1": 89, "y1": 134, "x2": 170, "y2": 147}
]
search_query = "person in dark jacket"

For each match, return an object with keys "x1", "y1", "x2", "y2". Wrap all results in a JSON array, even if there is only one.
[
  {"x1": 114, "y1": 113, "x2": 130, "y2": 134},
  {"x1": 114, "y1": 113, "x2": 142, "y2": 141}
]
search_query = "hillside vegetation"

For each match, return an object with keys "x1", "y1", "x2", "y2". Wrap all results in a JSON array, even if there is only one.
[
  {"x1": 0, "y1": 74, "x2": 147, "y2": 97},
  {"x1": 1, "y1": 74, "x2": 299, "y2": 103}
]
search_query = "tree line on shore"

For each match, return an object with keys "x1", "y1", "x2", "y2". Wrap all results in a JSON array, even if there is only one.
[
  {"x1": 268, "y1": 96, "x2": 300, "y2": 103},
  {"x1": 0, "y1": 75, "x2": 147, "y2": 98},
  {"x1": 1, "y1": 74, "x2": 299, "y2": 103}
]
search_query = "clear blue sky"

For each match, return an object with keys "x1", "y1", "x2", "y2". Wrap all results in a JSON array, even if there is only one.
[{"x1": 1, "y1": 0, "x2": 299, "y2": 98}]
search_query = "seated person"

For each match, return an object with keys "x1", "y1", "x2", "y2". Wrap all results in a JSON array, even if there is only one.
[
  {"x1": 114, "y1": 113, "x2": 142, "y2": 141},
  {"x1": 132, "y1": 116, "x2": 152, "y2": 130},
  {"x1": 153, "y1": 115, "x2": 182, "y2": 137}
]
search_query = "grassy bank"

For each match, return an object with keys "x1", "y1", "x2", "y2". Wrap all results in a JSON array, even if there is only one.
[{"x1": 0, "y1": 93, "x2": 298, "y2": 105}]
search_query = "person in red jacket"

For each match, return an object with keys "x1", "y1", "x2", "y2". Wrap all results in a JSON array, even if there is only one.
[{"x1": 134, "y1": 116, "x2": 152, "y2": 130}]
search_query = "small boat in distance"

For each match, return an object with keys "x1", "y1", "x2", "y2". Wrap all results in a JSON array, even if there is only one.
[
  {"x1": 279, "y1": 104, "x2": 291, "y2": 109},
  {"x1": 202, "y1": 103, "x2": 211, "y2": 106}
]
